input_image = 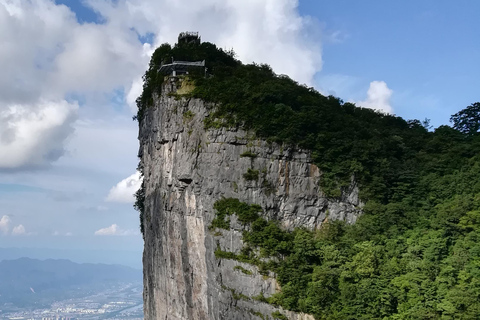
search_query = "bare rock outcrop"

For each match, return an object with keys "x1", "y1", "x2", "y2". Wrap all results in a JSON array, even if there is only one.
[{"x1": 139, "y1": 80, "x2": 362, "y2": 320}]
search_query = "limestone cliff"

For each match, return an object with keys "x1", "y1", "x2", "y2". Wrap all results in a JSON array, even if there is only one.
[{"x1": 139, "y1": 79, "x2": 362, "y2": 320}]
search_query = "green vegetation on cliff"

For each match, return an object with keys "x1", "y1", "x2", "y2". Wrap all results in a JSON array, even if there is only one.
[
  {"x1": 136, "y1": 38, "x2": 480, "y2": 319},
  {"x1": 136, "y1": 39, "x2": 480, "y2": 202},
  {"x1": 212, "y1": 191, "x2": 480, "y2": 319}
]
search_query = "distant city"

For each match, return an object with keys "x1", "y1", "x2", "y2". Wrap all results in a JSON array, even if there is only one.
[
  {"x1": 0, "y1": 257, "x2": 143, "y2": 320},
  {"x1": 1, "y1": 282, "x2": 143, "y2": 320}
]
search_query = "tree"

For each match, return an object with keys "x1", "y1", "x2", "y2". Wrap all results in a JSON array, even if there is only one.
[{"x1": 450, "y1": 102, "x2": 480, "y2": 135}]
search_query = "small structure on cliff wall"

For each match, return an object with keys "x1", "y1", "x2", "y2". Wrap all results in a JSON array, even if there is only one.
[
  {"x1": 158, "y1": 32, "x2": 206, "y2": 77},
  {"x1": 178, "y1": 31, "x2": 201, "y2": 44},
  {"x1": 159, "y1": 60, "x2": 205, "y2": 77}
]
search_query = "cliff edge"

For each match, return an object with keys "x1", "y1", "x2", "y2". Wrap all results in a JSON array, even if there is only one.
[{"x1": 138, "y1": 79, "x2": 362, "y2": 320}]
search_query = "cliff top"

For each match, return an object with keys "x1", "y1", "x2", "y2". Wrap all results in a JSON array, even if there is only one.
[{"x1": 136, "y1": 35, "x2": 480, "y2": 319}]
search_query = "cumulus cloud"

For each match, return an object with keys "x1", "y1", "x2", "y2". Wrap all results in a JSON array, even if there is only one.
[
  {"x1": 126, "y1": 73, "x2": 148, "y2": 113},
  {"x1": 11, "y1": 224, "x2": 26, "y2": 235},
  {"x1": 106, "y1": 171, "x2": 142, "y2": 203},
  {"x1": 0, "y1": 0, "x2": 74, "y2": 104},
  {"x1": 0, "y1": 100, "x2": 77, "y2": 169},
  {"x1": 94, "y1": 224, "x2": 136, "y2": 236},
  {"x1": 0, "y1": 0, "x2": 144, "y2": 170},
  {"x1": 0, "y1": 1, "x2": 79, "y2": 169},
  {"x1": 51, "y1": 23, "x2": 146, "y2": 94},
  {"x1": 0, "y1": 0, "x2": 145, "y2": 99},
  {"x1": 356, "y1": 81, "x2": 393, "y2": 114},
  {"x1": 0, "y1": 215, "x2": 11, "y2": 234},
  {"x1": 86, "y1": 0, "x2": 322, "y2": 86},
  {"x1": 0, "y1": 0, "x2": 321, "y2": 170},
  {"x1": 0, "y1": 216, "x2": 30, "y2": 236},
  {"x1": 0, "y1": 0, "x2": 326, "y2": 245}
]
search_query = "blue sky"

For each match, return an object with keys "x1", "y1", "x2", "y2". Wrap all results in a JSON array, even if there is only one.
[
  {"x1": 53, "y1": 0, "x2": 480, "y2": 125},
  {"x1": 0, "y1": 0, "x2": 478, "y2": 267},
  {"x1": 55, "y1": 0, "x2": 103, "y2": 24},
  {"x1": 300, "y1": 0, "x2": 480, "y2": 127}
]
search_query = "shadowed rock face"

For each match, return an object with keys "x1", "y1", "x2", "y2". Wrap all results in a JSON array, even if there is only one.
[{"x1": 139, "y1": 80, "x2": 362, "y2": 320}]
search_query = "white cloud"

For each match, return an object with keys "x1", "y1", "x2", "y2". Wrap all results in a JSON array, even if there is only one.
[
  {"x1": 85, "y1": 0, "x2": 322, "y2": 85},
  {"x1": 0, "y1": 100, "x2": 77, "y2": 169},
  {"x1": 50, "y1": 23, "x2": 145, "y2": 94},
  {"x1": 106, "y1": 171, "x2": 142, "y2": 203},
  {"x1": 0, "y1": 215, "x2": 11, "y2": 234},
  {"x1": 0, "y1": 0, "x2": 143, "y2": 170},
  {"x1": 94, "y1": 224, "x2": 136, "y2": 236},
  {"x1": 0, "y1": 0, "x2": 322, "y2": 170},
  {"x1": 0, "y1": 0, "x2": 322, "y2": 244},
  {"x1": 0, "y1": 0, "x2": 75, "y2": 104},
  {"x1": 0, "y1": 0, "x2": 79, "y2": 169},
  {"x1": 356, "y1": 81, "x2": 393, "y2": 114},
  {"x1": 95, "y1": 224, "x2": 119, "y2": 235},
  {"x1": 0, "y1": 217, "x2": 31, "y2": 236},
  {"x1": 52, "y1": 230, "x2": 73, "y2": 236},
  {"x1": 0, "y1": 0, "x2": 145, "y2": 100},
  {"x1": 126, "y1": 74, "x2": 147, "y2": 113},
  {"x1": 11, "y1": 224, "x2": 26, "y2": 235}
]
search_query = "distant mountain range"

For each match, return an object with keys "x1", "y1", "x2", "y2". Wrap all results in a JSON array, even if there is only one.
[
  {"x1": 0, "y1": 257, "x2": 142, "y2": 307},
  {"x1": 0, "y1": 247, "x2": 143, "y2": 269}
]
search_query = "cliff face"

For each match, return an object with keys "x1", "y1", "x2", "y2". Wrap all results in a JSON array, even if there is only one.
[{"x1": 139, "y1": 79, "x2": 362, "y2": 320}]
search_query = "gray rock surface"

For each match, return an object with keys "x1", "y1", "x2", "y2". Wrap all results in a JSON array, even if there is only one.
[{"x1": 139, "y1": 79, "x2": 362, "y2": 320}]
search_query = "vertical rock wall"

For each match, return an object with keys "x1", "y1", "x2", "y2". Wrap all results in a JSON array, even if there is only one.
[{"x1": 139, "y1": 80, "x2": 362, "y2": 320}]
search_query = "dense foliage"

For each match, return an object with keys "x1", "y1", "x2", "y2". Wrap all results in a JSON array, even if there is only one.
[
  {"x1": 137, "y1": 39, "x2": 480, "y2": 319},
  {"x1": 214, "y1": 188, "x2": 480, "y2": 319},
  {"x1": 136, "y1": 39, "x2": 480, "y2": 202},
  {"x1": 450, "y1": 102, "x2": 480, "y2": 135},
  {"x1": 134, "y1": 41, "x2": 238, "y2": 122},
  {"x1": 210, "y1": 198, "x2": 262, "y2": 229}
]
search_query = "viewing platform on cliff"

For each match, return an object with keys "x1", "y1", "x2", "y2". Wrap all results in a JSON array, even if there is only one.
[
  {"x1": 158, "y1": 60, "x2": 206, "y2": 77},
  {"x1": 158, "y1": 31, "x2": 205, "y2": 77}
]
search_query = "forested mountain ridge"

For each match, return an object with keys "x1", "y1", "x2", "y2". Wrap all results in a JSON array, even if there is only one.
[{"x1": 136, "y1": 38, "x2": 480, "y2": 319}]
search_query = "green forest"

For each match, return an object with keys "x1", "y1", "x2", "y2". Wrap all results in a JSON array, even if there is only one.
[{"x1": 135, "y1": 39, "x2": 480, "y2": 319}]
